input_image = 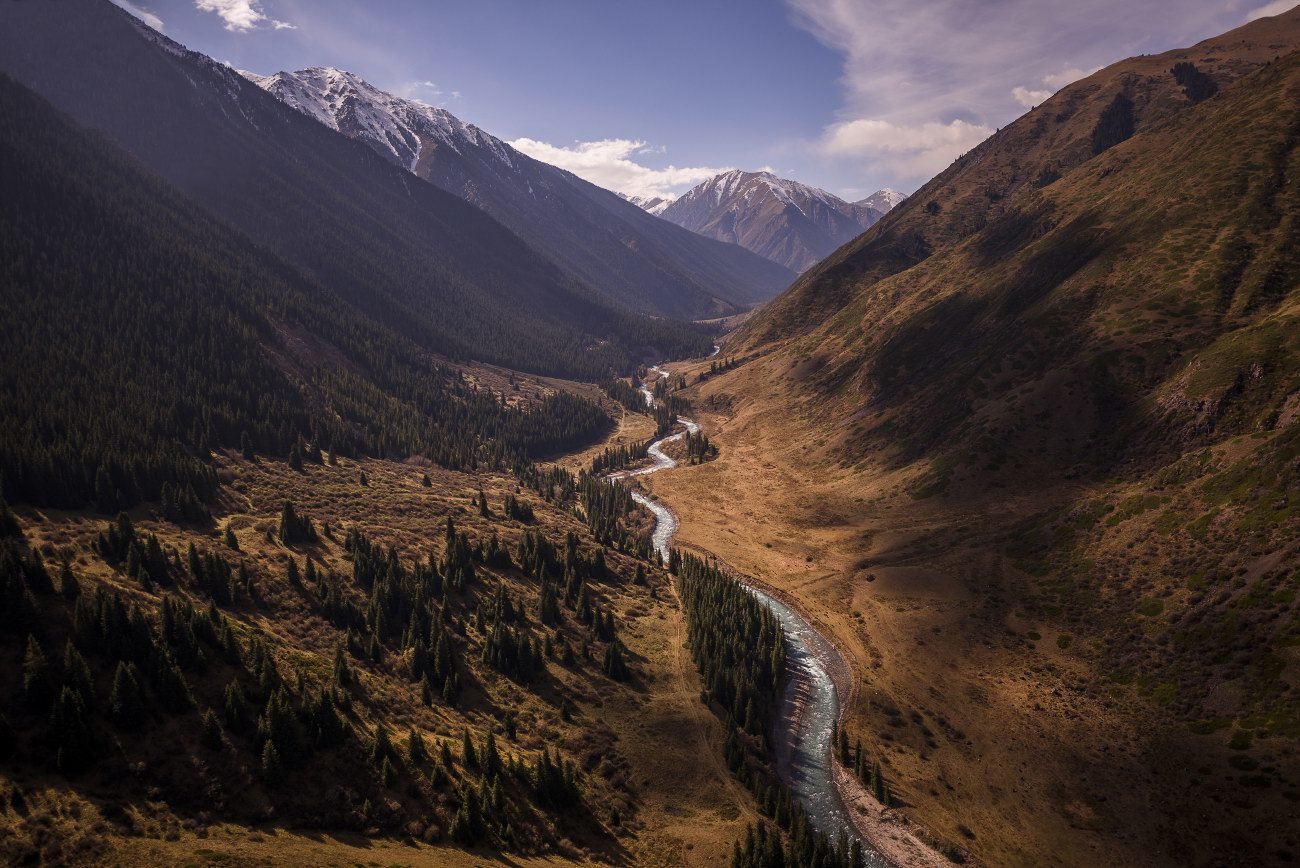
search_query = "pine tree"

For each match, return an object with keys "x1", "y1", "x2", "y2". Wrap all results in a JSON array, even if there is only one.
[
  {"x1": 49, "y1": 686, "x2": 95, "y2": 774},
  {"x1": 202, "y1": 708, "x2": 224, "y2": 750},
  {"x1": 261, "y1": 741, "x2": 283, "y2": 784},
  {"x1": 483, "y1": 730, "x2": 502, "y2": 780},
  {"x1": 240, "y1": 431, "x2": 255, "y2": 460},
  {"x1": 62, "y1": 641, "x2": 93, "y2": 709},
  {"x1": 22, "y1": 635, "x2": 52, "y2": 711},
  {"x1": 461, "y1": 727, "x2": 478, "y2": 769},
  {"x1": 109, "y1": 662, "x2": 146, "y2": 730},
  {"x1": 59, "y1": 561, "x2": 80, "y2": 600},
  {"x1": 224, "y1": 527, "x2": 239, "y2": 550},
  {"x1": 381, "y1": 756, "x2": 397, "y2": 787},
  {"x1": 407, "y1": 728, "x2": 426, "y2": 766}
]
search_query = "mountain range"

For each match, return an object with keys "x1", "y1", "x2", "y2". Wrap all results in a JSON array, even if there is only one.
[
  {"x1": 242, "y1": 66, "x2": 794, "y2": 319},
  {"x1": 626, "y1": 171, "x2": 903, "y2": 272}
]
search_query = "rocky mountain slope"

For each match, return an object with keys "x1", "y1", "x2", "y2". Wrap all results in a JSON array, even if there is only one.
[
  {"x1": 243, "y1": 67, "x2": 794, "y2": 318},
  {"x1": 657, "y1": 170, "x2": 885, "y2": 272}
]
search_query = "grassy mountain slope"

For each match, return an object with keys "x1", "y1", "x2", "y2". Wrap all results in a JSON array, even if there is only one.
[
  {"x1": 745, "y1": 7, "x2": 1300, "y2": 345},
  {"x1": 657, "y1": 12, "x2": 1300, "y2": 867},
  {"x1": 0, "y1": 0, "x2": 709, "y2": 381}
]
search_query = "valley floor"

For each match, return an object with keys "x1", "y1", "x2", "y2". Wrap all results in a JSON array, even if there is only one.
[{"x1": 645, "y1": 350, "x2": 1300, "y2": 868}]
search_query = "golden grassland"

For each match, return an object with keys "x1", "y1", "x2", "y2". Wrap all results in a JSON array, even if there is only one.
[{"x1": 648, "y1": 326, "x2": 1300, "y2": 867}]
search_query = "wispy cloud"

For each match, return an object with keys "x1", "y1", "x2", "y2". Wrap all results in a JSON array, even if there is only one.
[
  {"x1": 1011, "y1": 65, "x2": 1098, "y2": 107},
  {"x1": 1246, "y1": 1, "x2": 1297, "y2": 21},
  {"x1": 110, "y1": 0, "x2": 164, "y2": 31},
  {"x1": 397, "y1": 80, "x2": 458, "y2": 105},
  {"x1": 820, "y1": 118, "x2": 993, "y2": 179},
  {"x1": 508, "y1": 138, "x2": 729, "y2": 200},
  {"x1": 787, "y1": 0, "x2": 1241, "y2": 185},
  {"x1": 194, "y1": 0, "x2": 294, "y2": 32}
]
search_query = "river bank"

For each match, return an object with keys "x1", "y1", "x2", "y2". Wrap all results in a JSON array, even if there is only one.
[{"x1": 611, "y1": 360, "x2": 966, "y2": 868}]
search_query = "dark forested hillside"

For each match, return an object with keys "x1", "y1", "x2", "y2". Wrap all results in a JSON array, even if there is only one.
[
  {"x1": 0, "y1": 0, "x2": 710, "y2": 381},
  {"x1": 0, "y1": 74, "x2": 612, "y2": 511}
]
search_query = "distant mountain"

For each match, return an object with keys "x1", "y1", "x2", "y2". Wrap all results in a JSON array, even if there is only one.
[
  {"x1": 243, "y1": 67, "x2": 793, "y2": 318},
  {"x1": 658, "y1": 170, "x2": 883, "y2": 272},
  {"x1": 856, "y1": 188, "x2": 907, "y2": 213},
  {"x1": 619, "y1": 193, "x2": 675, "y2": 216},
  {"x1": 0, "y1": 2, "x2": 711, "y2": 379}
]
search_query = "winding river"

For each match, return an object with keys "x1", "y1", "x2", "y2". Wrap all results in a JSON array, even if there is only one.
[{"x1": 615, "y1": 361, "x2": 888, "y2": 866}]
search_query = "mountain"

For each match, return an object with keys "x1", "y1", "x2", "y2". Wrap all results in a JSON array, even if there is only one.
[
  {"x1": 0, "y1": 71, "x2": 611, "y2": 511},
  {"x1": 658, "y1": 170, "x2": 883, "y2": 273},
  {"x1": 690, "y1": 8, "x2": 1300, "y2": 866},
  {"x1": 243, "y1": 67, "x2": 793, "y2": 318},
  {"x1": 0, "y1": 76, "x2": 743, "y2": 865},
  {"x1": 855, "y1": 188, "x2": 907, "y2": 213},
  {"x1": 747, "y1": 7, "x2": 1300, "y2": 344},
  {"x1": 620, "y1": 193, "x2": 675, "y2": 216},
  {"x1": 0, "y1": 1, "x2": 710, "y2": 381}
]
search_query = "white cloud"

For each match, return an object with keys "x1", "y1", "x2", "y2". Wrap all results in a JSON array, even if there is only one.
[
  {"x1": 508, "y1": 138, "x2": 729, "y2": 200},
  {"x1": 1011, "y1": 86, "x2": 1052, "y2": 108},
  {"x1": 786, "y1": 0, "x2": 1239, "y2": 189},
  {"x1": 194, "y1": 0, "x2": 294, "y2": 32},
  {"x1": 110, "y1": 0, "x2": 163, "y2": 31},
  {"x1": 1011, "y1": 65, "x2": 1098, "y2": 107},
  {"x1": 1246, "y1": 1, "x2": 1296, "y2": 21},
  {"x1": 820, "y1": 118, "x2": 993, "y2": 180},
  {"x1": 1042, "y1": 66, "x2": 1095, "y2": 90}
]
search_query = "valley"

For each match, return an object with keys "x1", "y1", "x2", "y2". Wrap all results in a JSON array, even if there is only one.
[{"x1": 3, "y1": 1, "x2": 1300, "y2": 866}]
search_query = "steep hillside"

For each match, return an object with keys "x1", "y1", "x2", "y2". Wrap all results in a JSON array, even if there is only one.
[
  {"x1": 244, "y1": 68, "x2": 794, "y2": 318},
  {"x1": 0, "y1": 0, "x2": 709, "y2": 380},
  {"x1": 747, "y1": 7, "x2": 1300, "y2": 342},
  {"x1": 660, "y1": 170, "x2": 883, "y2": 272},
  {"x1": 662, "y1": 11, "x2": 1300, "y2": 867}
]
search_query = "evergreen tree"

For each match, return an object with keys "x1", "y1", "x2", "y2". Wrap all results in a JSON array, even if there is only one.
[
  {"x1": 407, "y1": 728, "x2": 426, "y2": 766},
  {"x1": 59, "y1": 561, "x2": 81, "y2": 600},
  {"x1": 48, "y1": 686, "x2": 95, "y2": 774},
  {"x1": 62, "y1": 641, "x2": 93, "y2": 709},
  {"x1": 22, "y1": 635, "x2": 52, "y2": 711},
  {"x1": 202, "y1": 708, "x2": 224, "y2": 750},
  {"x1": 109, "y1": 662, "x2": 146, "y2": 731},
  {"x1": 461, "y1": 727, "x2": 478, "y2": 769},
  {"x1": 1091, "y1": 92, "x2": 1135, "y2": 154},
  {"x1": 261, "y1": 741, "x2": 283, "y2": 784},
  {"x1": 483, "y1": 730, "x2": 502, "y2": 780}
]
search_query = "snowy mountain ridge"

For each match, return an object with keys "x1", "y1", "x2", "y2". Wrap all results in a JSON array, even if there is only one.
[
  {"x1": 655, "y1": 170, "x2": 886, "y2": 272},
  {"x1": 241, "y1": 67, "x2": 515, "y2": 172}
]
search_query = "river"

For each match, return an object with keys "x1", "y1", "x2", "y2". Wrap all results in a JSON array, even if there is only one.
[{"x1": 613, "y1": 360, "x2": 888, "y2": 866}]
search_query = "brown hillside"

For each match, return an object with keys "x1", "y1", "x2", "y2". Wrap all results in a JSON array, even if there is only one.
[
  {"x1": 654, "y1": 12, "x2": 1300, "y2": 867},
  {"x1": 746, "y1": 5, "x2": 1300, "y2": 345}
]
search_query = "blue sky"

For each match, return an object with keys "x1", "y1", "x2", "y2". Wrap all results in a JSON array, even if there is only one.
[{"x1": 113, "y1": 0, "x2": 1296, "y2": 201}]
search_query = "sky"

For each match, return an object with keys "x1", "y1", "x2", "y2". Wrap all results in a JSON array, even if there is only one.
[{"x1": 112, "y1": 0, "x2": 1296, "y2": 202}]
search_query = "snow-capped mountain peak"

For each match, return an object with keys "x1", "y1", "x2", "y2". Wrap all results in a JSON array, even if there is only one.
[
  {"x1": 658, "y1": 170, "x2": 885, "y2": 272},
  {"x1": 856, "y1": 188, "x2": 907, "y2": 213},
  {"x1": 619, "y1": 193, "x2": 675, "y2": 216},
  {"x1": 240, "y1": 66, "x2": 513, "y2": 171}
]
